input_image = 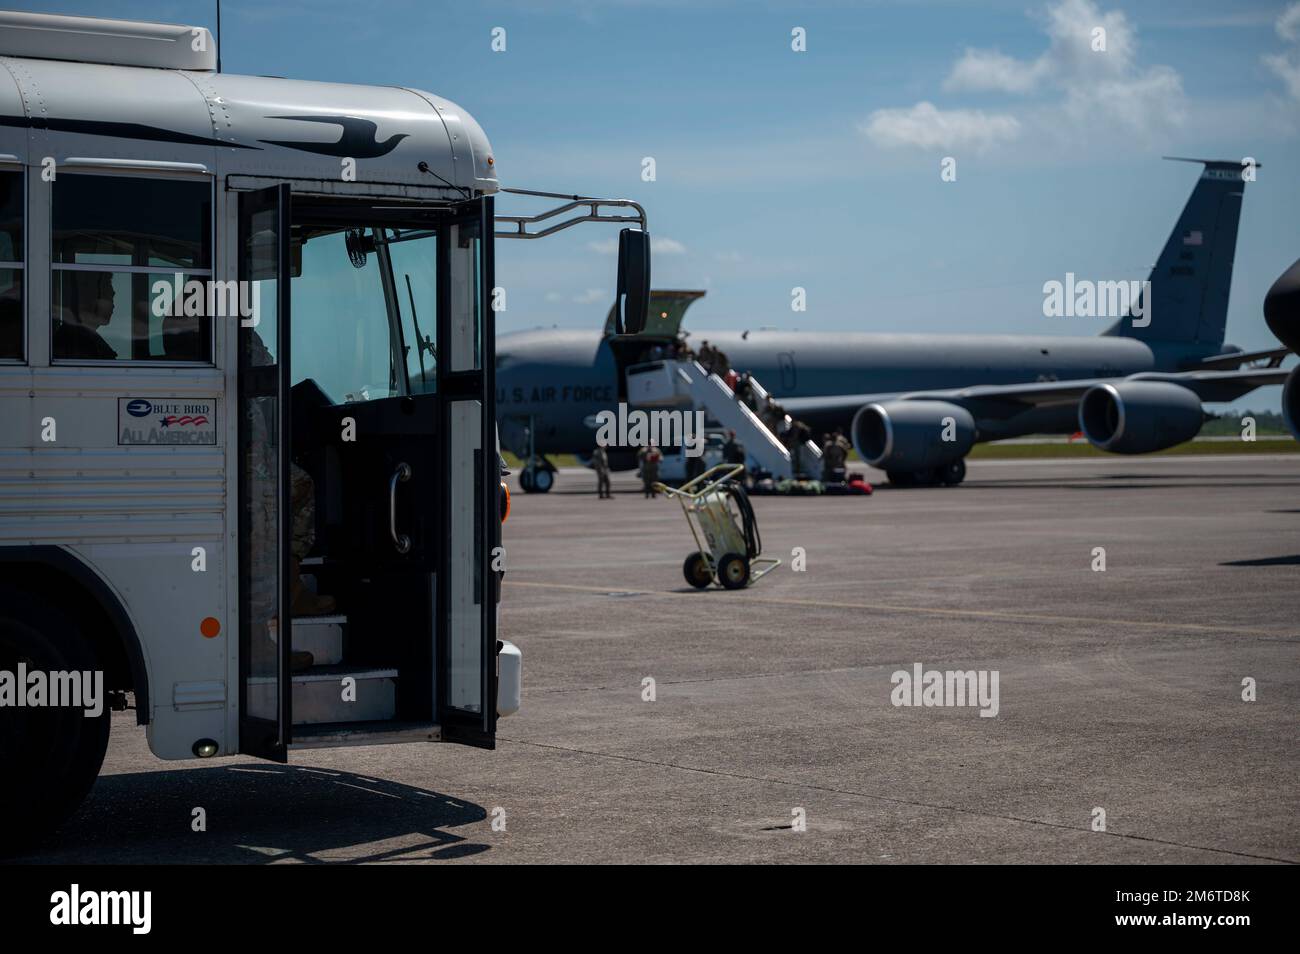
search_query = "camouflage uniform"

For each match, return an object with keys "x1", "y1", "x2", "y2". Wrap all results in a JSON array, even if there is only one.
[
  {"x1": 821, "y1": 434, "x2": 846, "y2": 482},
  {"x1": 242, "y1": 330, "x2": 329, "y2": 691},
  {"x1": 290, "y1": 463, "x2": 316, "y2": 558},
  {"x1": 698, "y1": 342, "x2": 715, "y2": 374},
  {"x1": 592, "y1": 446, "x2": 612, "y2": 499},
  {"x1": 243, "y1": 392, "x2": 279, "y2": 688},
  {"x1": 638, "y1": 446, "x2": 662, "y2": 498}
]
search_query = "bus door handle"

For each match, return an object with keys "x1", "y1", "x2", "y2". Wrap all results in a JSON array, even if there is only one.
[{"x1": 390, "y1": 462, "x2": 413, "y2": 554}]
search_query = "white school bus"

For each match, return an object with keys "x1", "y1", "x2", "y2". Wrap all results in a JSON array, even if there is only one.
[{"x1": 0, "y1": 11, "x2": 650, "y2": 841}]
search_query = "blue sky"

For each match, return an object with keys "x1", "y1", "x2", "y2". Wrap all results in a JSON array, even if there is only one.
[{"x1": 21, "y1": 0, "x2": 1300, "y2": 410}]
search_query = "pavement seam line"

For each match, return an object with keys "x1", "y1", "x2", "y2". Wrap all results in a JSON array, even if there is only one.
[
  {"x1": 504, "y1": 580, "x2": 1293, "y2": 639},
  {"x1": 497, "y1": 736, "x2": 1296, "y2": 864}
]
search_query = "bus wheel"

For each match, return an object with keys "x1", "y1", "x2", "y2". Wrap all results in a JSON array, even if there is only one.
[
  {"x1": 718, "y1": 553, "x2": 750, "y2": 590},
  {"x1": 0, "y1": 587, "x2": 110, "y2": 851},
  {"x1": 683, "y1": 552, "x2": 713, "y2": 589}
]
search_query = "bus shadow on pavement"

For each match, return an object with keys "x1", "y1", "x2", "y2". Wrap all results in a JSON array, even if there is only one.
[
  {"x1": 12, "y1": 764, "x2": 491, "y2": 864},
  {"x1": 1220, "y1": 553, "x2": 1300, "y2": 566}
]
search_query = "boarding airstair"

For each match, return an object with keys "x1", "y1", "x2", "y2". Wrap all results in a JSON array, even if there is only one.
[{"x1": 626, "y1": 358, "x2": 821, "y2": 479}]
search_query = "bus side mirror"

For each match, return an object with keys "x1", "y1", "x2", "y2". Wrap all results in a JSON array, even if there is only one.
[{"x1": 615, "y1": 228, "x2": 651, "y2": 335}]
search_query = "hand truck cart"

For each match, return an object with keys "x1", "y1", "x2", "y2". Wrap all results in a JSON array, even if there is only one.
[{"x1": 654, "y1": 464, "x2": 780, "y2": 590}]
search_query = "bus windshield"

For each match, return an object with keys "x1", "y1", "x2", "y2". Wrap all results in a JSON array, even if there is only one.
[{"x1": 291, "y1": 224, "x2": 440, "y2": 403}]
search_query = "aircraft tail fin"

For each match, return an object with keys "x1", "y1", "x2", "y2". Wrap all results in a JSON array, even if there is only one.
[
  {"x1": 1103, "y1": 158, "x2": 1251, "y2": 347},
  {"x1": 604, "y1": 289, "x2": 705, "y2": 338}
]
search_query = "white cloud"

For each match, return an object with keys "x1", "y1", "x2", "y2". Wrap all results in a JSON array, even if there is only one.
[
  {"x1": 878, "y1": 0, "x2": 1185, "y2": 153},
  {"x1": 944, "y1": 49, "x2": 1049, "y2": 94},
  {"x1": 1278, "y1": 2, "x2": 1300, "y2": 42},
  {"x1": 1063, "y1": 65, "x2": 1184, "y2": 128},
  {"x1": 1264, "y1": 3, "x2": 1300, "y2": 101},
  {"x1": 862, "y1": 101, "x2": 1021, "y2": 151},
  {"x1": 1042, "y1": 0, "x2": 1137, "y2": 79},
  {"x1": 943, "y1": 0, "x2": 1139, "y2": 95},
  {"x1": 573, "y1": 288, "x2": 607, "y2": 304},
  {"x1": 1264, "y1": 52, "x2": 1300, "y2": 100}
]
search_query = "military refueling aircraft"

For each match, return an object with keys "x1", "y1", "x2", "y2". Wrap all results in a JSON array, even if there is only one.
[{"x1": 497, "y1": 159, "x2": 1295, "y2": 491}]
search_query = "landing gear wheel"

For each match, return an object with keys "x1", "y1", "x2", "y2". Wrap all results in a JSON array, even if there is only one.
[
  {"x1": 531, "y1": 467, "x2": 554, "y2": 493},
  {"x1": 938, "y1": 458, "x2": 966, "y2": 486},
  {"x1": 683, "y1": 552, "x2": 713, "y2": 589},
  {"x1": 717, "y1": 552, "x2": 751, "y2": 590},
  {"x1": 0, "y1": 586, "x2": 110, "y2": 852},
  {"x1": 887, "y1": 470, "x2": 915, "y2": 487},
  {"x1": 519, "y1": 468, "x2": 535, "y2": 493}
]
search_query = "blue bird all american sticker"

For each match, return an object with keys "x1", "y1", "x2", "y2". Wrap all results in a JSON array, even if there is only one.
[{"x1": 117, "y1": 398, "x2": 218, "y2": 445}]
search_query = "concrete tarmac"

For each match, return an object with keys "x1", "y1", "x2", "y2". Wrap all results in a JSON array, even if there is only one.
[{"x1": 16, "y1": 455, "x2": 1300, "y2": 864}]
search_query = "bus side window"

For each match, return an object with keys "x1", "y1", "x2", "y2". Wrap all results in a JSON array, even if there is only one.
[
  {"x1": 0, "y1": 170, "x2": 22, "y2": 361},
  {"x1": 50, "y1": 173, "x2": 213, "y2": 363}
]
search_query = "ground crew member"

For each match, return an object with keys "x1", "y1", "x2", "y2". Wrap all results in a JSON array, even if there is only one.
[
  {"x1": 787, "y1": 418, "x2": 813, "y2": 477},
  {"x1": 638, "y1": 443, "x2": 663, "y2": 497},
  {"x1": 834, "y1": 427, "x2": 852, "y2": 461},
  {"x1": 821, "y1": 431, "x2": 847, "y2": 483},
  {"x1": 592, "y1": 444, "x2": 613, "y2": 499},
  {"x1": 723, "y1": 429, "x2": 745, "y2": 466}
]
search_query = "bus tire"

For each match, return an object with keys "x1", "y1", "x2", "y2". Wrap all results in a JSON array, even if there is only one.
[{"x1": 0, "y1": 586, "x2": 110, "y2": 851}]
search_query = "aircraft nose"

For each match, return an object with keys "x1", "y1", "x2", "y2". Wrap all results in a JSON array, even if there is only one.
[{"x1": 1264, "y1": 257, "x2": 1300, "y2": 352}]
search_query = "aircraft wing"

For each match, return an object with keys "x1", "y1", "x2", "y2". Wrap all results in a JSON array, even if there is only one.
[
  {"x1": 781, "y1": 366, "x2": 1294, "y2": 421},
  {"x1": 1193, "y1": 347, "x2": 1291, "y2": 370}
]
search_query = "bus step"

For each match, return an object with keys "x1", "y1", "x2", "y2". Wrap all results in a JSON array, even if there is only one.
[
  {"x1": 248, "y1": 666, "x2": 397, "y2": 725},
  {"x1": 291, "y1": 614, "x2": 345, "y2": 666},
  {"x1": 267, "y1": 615, "x2": 345, "y2": 666}
]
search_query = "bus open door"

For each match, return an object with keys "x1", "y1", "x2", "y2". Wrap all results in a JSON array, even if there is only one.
[{"x1": 236, "y1": 188, "x2": 503, "y2": 758}]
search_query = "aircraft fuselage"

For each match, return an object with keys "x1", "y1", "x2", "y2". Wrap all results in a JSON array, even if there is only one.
[{"x1": 494, "y1": 327, "x2": 1219, "y2": 456}]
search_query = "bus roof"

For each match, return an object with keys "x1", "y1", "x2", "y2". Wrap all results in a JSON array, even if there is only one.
[{"x1": 0, "y1": 11, "x2": 497, "y2": 199}]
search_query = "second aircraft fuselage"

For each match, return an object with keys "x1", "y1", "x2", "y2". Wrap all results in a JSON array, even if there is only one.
[{"x1": 494, "y1": 327, "x2": 1219, "y2": 455}]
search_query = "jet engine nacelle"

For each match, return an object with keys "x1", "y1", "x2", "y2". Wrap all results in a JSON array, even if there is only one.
[
  {"x1": 1078, "y1": 381, "x2": 1203, "y2": 454},
  {"x1": 1283, "y1": 366, "x2": 1300, "y2": 442},
  {"x1": 1264, "y1": 257, "x2": 1300, "y2": 353},
  {"x1": 852, "y1": 400, "x2": 976, "y2": 470}
]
